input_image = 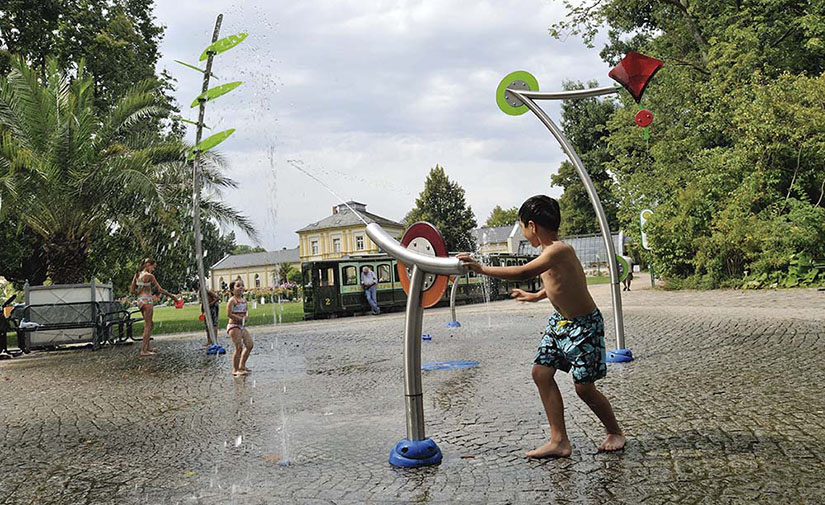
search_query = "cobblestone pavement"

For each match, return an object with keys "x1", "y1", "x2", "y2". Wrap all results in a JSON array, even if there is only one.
[{"x1": 1, "y1": 284, "x2": 824, "y2": 504}]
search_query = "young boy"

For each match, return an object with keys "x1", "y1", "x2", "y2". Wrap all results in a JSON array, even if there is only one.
[{"x1": 458, "y1": 195, "x2": 625, "y2": 457}]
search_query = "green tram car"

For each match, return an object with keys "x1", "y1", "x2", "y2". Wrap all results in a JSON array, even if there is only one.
[{"x1": 301, "y1": 253, "x2": 540, "y2": 319}]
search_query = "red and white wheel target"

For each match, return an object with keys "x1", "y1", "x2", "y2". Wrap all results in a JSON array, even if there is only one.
[{"x1": 397, "y1": 222, "x2": 450, "y2": 308}]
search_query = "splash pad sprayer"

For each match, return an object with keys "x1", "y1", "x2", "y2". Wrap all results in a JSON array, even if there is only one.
[
  {"x1": 446, "y1": 276, "x2": 461, "y2": 328},
  {"x1": 174, "y1": 14, "x2": 247, "y2": 355},
  {"x1": 365, "y1": 222, "x2": 469, "y2": 467},
  {"x1": 496, "y1": 52, "x2": 663, "y2": 364}
]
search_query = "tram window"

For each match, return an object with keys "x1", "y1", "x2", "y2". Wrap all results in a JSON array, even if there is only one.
[
  {"x1": 394, "y1": 266, "x2": 400, "y2": 282},
  {"x1": 377, "y1": 264, "x2": 391, "y2": 283},
  {"x1": 318, "y1": 267, "x2": 335, "y2": 286},
  {"x1": 343, "y1": 266, "x2": 358, "y2": 285}
]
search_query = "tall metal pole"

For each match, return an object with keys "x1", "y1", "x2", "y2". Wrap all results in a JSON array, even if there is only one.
[
  {"x1": 403, "y1": 265, "x2": 426, "y2": 441},
  {"x1": 193, "y1": 15, "x2": 223, "y2": 346},
  {"x1": 510, "y1": 89, "x2": 626, "y2": 351}
]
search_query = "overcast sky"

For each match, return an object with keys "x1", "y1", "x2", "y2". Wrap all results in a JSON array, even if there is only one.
[{"x1": 154, "y1": 0, "x2": 610, "y2": 250}]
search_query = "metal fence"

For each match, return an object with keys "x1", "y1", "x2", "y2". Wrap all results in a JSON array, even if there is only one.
[{"x1": 517, "y1": 232, "x2": 624, "y2": 269}]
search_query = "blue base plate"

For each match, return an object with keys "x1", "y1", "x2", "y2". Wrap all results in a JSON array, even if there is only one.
[
  {"x1": 389, "y1": 438, "x2": 443, "y2": 467},
  {"x1": 606, "y1": 348, "x2": 633, "y2": 363},
  {"x1": 207, "y1": 344, "x2": 227, "y2": 355},
  {"x1": 446, "y1": 321, "x2": 461, "y2": 328}
]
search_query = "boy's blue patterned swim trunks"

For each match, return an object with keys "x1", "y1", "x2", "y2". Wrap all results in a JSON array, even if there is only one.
[{"x1": 534, "y1": 308, "x2": 607, "y2": 384}]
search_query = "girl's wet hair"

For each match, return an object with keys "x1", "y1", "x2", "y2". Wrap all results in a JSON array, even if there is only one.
[{"x1": 134, "y1": 258, "x2": 156, "y2": 279}]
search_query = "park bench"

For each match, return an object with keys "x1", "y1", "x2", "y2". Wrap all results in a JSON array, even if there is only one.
[
  {"x1": 14, "y1": 301, "x2": 142, "y2": 353},
  {"x1": 0, "y1": 295, "x2": 23, "y2": 359},
  {"x1": 98, "y1": 301, "x2": 144, "y2": 345}
]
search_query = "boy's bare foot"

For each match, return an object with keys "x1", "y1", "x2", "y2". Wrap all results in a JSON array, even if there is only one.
[
  {"x1": 240, "y1": 367, "x2": 252, "y2": 372},
  {"x1": 139, "y1": 351, "x2": 156, "y2": 357},
  {"x1": 598, "y1": 434, "x2": 626, "y2": 452},
  {"x1": 526, "y1": 439, "x2": 572, "y2": 458},
  {"x1": 232, "y1": 370, "x2": 248, "y2": 376}
]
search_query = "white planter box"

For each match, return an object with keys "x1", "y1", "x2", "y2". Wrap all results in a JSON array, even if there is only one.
[{"x1": 23, "y1": 281, "x2": 114, "y2": 348}]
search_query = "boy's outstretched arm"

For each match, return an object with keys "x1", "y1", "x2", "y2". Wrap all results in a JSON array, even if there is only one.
[
  {"x1": 457, "y1": 250, "x2": 553, "y2": 281},
  {"x1": 511, "y1": 288, "x2": 546, "y2": 302}
]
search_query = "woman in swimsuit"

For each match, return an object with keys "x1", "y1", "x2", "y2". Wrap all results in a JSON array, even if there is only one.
[
  {"x1": 130, "y1": 258, "x2": 180, "y2": 357},
  {"x1": 226, "y1": 279, "x2": 254, "y2": 376}
]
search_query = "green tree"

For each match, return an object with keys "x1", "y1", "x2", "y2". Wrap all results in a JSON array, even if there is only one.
[
  {"x1": 287, "y1": 267, "x2": 302, "y2": 285},
  {"x1": 485, "y1": 205, "x2": 519, "y2": 227},
  {"x1": 0, "y1": 0, "x2": 170, "y2": 115},
  {"x1": 0, "y1": 57, "x2": 255, "y2": 285},
  {"x1": 553, "y1": 0, "x2": 825, "y2": 287},
  {"x1": 233, "y1": 244, "x2": 267, "y2": 255},
  {"x1": 405, "y1": 165, "x2": 477, "y2": 251},
  {"x1": 550, "y1": 80, "x2": 619, "y2": 236}
]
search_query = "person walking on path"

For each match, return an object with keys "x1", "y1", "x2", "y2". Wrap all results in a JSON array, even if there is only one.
[
  {"x1": 226, "y1": 280, "x2": 254, "y2": 376},
  {"x1": 130, "y1": 258, "x2": 180, "y2": 357},
  {"x1": 361, "y1": 265, "x2": 380, "y2": 315},
  {"x1": 459, "y1": 195, "x2": 625, "y2": 458}
]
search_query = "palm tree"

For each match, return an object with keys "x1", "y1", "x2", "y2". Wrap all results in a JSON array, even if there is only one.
[{"x1": 0, "y1": 56, "x2": 256, "y2": 284}]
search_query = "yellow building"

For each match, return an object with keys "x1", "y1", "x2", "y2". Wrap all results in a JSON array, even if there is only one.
[
  {"x1": 296, "y1": 201, "x2": 405, "y2": 262},
  {"x1": 209, "y1": 247, "x2": 301, "y2": 292}
]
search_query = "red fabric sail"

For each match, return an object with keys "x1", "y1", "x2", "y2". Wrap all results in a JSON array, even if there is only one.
[{"x1": 608, "y1": 52, "x2": 664, "y2": 103}]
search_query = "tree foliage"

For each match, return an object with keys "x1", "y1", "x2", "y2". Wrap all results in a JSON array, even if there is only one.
[
  {"x1": 552, "y1": 80, "x2": 619, "y2": 236},
  {"x1": 233, "y1": 244, "x2": 267, "y2": 255},
  {"x1": 0, "y1": 57, "x2": 255, "y2": 289},
  {"x1": 485, "y1": 205, "x2": 519, "y2": 227},
  {"x1": 553, "y1": 0, "x2": 825, "y2": 288},
  {"x1": 405, "y1": 165, "x2": 477, "y2": 252}
]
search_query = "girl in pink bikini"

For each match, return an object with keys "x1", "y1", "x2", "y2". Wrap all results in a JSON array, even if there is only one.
[
  {"x1": 226, "y1": 279, "x2": 254, "y2": 376},
  {"x1": 130, "y1": 258, "x2": 180, "y2": 357}
]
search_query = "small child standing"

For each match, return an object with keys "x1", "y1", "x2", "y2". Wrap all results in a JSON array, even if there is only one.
[
  {"x1": 459, "y1": 195, "x2": 625, "y2": 457},
  {"x1": 226, "y1": 280, "x2": 254, "y2": 376}
]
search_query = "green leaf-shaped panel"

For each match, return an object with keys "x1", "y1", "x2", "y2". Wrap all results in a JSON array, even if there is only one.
[
  {"x1": 187, "y1": 129, "x2": 236, "y2": 160},
  {"x1": 190, "y1": 81, "x2": 243, "y2": 108},
  {"x1": 199, "y1": 33, "x2": 248, "y2": 61}
]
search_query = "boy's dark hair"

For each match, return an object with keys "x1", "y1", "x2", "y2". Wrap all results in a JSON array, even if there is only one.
[{"x1": 518, "y1": 195, "x2": 561, "y2": 232}]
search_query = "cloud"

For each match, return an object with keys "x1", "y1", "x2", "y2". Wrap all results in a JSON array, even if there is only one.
[{"x1": 155, "y1": 0, "x2": 612, "y2": 249}]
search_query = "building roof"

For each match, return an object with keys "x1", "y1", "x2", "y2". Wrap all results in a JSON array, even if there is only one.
[
  {"x1": 211, "y1": 247, "x2": 301, "y2": 270},
  {"x1": 472, "y1": 224, "x2": 516, "y2": 244},
  {"x1": 296, "y1": 202, "x2": 404, "y2": 233}
]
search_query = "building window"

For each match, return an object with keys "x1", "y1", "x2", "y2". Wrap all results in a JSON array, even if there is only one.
[
  {"x1": 356, "y1": 235, "x2": 365, "y2": 250},
  {"x1": 311, "y1": 240, "x2": 319, "y2": 255},
  {"x1": 254, "y1": 273, "x2": 261, "y2": 288},
  {"x1": 219, "y1": 277, "x2": 225, "y2": 290},
  {"x1": 333, "y1": 238, "x2": 341, "y2": 252},
  {"x1": 343, "y1": 266, "x2": 358, "y2": 285}
]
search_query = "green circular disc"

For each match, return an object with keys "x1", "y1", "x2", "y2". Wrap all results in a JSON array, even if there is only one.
[
  {"x1": 616, "y1": 255, "x2": 630, "y2": 283},
  {"x1": 496, "y1": 70, "x2": 539, "y2": 116}
]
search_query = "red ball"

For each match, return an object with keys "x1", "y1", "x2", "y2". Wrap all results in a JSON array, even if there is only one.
[{"x1": 635, "y1": 109, "x2": 653, "y2": 127}]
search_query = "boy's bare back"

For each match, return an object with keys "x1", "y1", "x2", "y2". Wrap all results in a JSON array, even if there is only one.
[{"x1": 538, "y1": 241, "x2": 596, "y2": 319}]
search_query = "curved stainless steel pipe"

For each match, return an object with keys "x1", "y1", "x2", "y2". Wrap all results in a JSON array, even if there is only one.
[
  {"x1": 515, "y1": 85, "x2": 620, "y2": 101},
  {"x1": 366, "y1": 223, "x2": 468, "y2": 275},
  {"x1": 509, "y1": 89, "x2": 626, "y2": 350}
]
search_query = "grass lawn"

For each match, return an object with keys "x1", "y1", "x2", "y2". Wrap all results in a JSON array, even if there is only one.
[
  {"x1": 586, "y1": 275, "x2": 611, "y2": 285},
  {"x1": 134, "y1": 301, "x2": 305, "y2": 336}
]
